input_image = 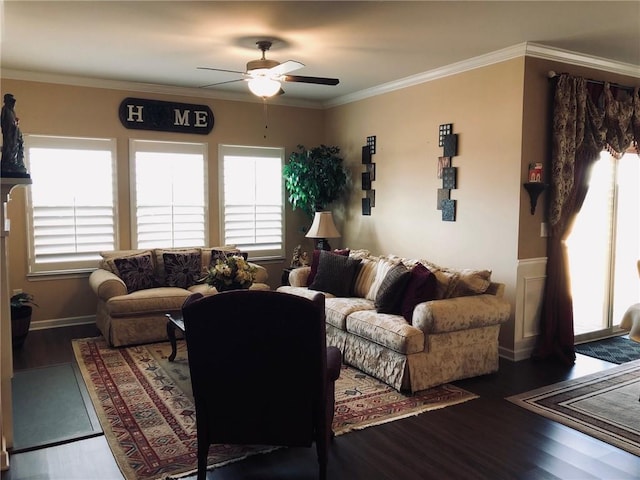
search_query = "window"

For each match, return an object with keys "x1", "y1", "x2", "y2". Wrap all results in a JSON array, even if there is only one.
[
  {"x1": 219, "y1": 145, "x2": 284, "y2": 259},
  {"x1": 25, "y1": 135, "x2": 117, "y2": 274},
  {"x1": 130, "y1": 140, "x2": 207, "y2": 249}
]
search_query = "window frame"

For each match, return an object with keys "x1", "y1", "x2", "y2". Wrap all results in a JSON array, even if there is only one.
[
  {"x1": 218, "y1": 144, "x2": 285, "y2": 261},
  {"x1": 24, "y1": 134, "x2": 118, "y2": 275},
  {"x1": 129, "y1": 139, "x2": 209, "y2": 250}
]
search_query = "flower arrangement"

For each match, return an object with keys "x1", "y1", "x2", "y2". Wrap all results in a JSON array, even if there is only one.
[{"x1": 202, "y1": 254, "x2": 256, "y2": 292}]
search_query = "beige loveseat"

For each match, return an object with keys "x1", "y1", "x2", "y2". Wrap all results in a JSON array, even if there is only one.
[
  {"x1": 278, "y1": 249, "x2": 510, "y2": 393},
  {"x1": 89, "y1": 246, "x2": 269, "y2": 347}
]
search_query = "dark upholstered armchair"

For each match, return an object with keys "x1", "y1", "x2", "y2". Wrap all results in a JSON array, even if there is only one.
[{"x1": 182, "y1": 290, "x2": 342, "y2": 480}]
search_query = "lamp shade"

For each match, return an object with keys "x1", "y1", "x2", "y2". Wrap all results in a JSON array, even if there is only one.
[
  {"x1": 247, "y1": 76, "x2": 281, "y2": 97},
  {"x1": 305, "y1": 212, "x2": 341, "y2": 239}
]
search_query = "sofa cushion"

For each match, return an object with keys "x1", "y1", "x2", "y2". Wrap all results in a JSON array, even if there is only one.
[
  {"x1": 113, "y1": 252, "x2": 157, "y2": 293},
  {"x1": 106, "y1": 287, "x2": 192, "y2": 316},
  {"x1": 325, "y1": 297, "x2": 376, "y2": 330},
  {"x1": 401, "y1": 263, "x2": 438, "y2": 322},
  {"x1": 345, "y1": 310, "x2": 424, "y2": 355},
  {"x1": 309, "y1": 250, "x2": 360, "y2": 297},
  {"x1": 375, "y1": 263, "x2": 411, "y2": 314},
  {"x1": 163, "y1": 251, "x2": 202, "y2": 288}
]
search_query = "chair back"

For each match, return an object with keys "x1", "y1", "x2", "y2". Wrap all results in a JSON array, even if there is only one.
[{"x1": 182, "y1": 289, "x2": 328, "y2": 448}]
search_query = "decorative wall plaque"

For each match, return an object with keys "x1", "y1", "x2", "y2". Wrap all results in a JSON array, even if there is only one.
[
  {"x1": 442, "y1": 167, "x2": 457, "y2": 190},
  {"x1": 442, "y1": 199, "x2": 456, "y2": 221},
  {"x1": 119, "y1": 97, "x2": 214, "y2": 134}
]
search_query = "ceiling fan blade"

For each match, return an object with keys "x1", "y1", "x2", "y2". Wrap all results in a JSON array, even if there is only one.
[
  {"x1": 269, "y1": 60, "x2": 304, "y2": 76},
  {"x1": 283, "y1": 75, "x2": 340, "y2": 86},
  {"x1": 197, "y1": 66, "x2": 246, "y2": 75},
  {"x1": 199, "y1": 78, "x2": 245, "y2": 88}
]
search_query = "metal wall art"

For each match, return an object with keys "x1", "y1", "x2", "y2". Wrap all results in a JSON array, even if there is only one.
[
  {"x1": 362, "y1": 136, "x2": 377, "y2": 215},
  {"x1": 436, "y1": 124, "x2": 459, "y2": 221}
]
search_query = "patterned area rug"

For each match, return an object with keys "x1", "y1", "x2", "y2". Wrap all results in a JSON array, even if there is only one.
[
  {"x1": 508, "y1": 358, "x2": 640, "y2": 456},
  {"x1": 575, "y1": 335, "x2": 640, "y2": 364},
  {"x1": 72, "y1": 337, "x2": 477, "y2": 480}
]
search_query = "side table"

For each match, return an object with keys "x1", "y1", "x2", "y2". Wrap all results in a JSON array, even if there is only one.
[
  {"x1": 281, "y1": 268, "x2": 293, "y2": 286},
  {"x1": 165, "y1": 313, "x2": 185, "y2": 362}
]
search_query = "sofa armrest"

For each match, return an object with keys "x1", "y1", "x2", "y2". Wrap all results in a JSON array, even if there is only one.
[
  {"x1": 412, "y1": 294, "x2": 511, "y2": 334},
  {"x1": 250, "y1": 262, "x2": 269, "y2": 284},
  {"x1": 289, "y1": 266, "x2": 311, "y2": 287},
  {"x1": 89, "y1": 268, "x2": 127, "y2": 301}
]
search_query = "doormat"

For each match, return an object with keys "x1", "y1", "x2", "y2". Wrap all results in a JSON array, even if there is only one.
[
  {"x1": 11, "y1": 362, "x2": 102, "y2": 452},
  {"x1": 575, "y1": 335, "x2": 640, "y2": 364}
]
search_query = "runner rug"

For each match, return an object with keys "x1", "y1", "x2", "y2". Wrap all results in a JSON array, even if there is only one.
[
  {"x1": 72, "y1": 337, "x2": 477, "y2": 480},
  {"x1": 508, "y1": 358, "x2": 640, "y2": 456}
]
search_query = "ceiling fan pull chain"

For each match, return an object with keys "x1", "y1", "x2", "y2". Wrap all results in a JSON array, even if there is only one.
[{"x1": 263, "y1": 98, "x2": 269, "y2": 139}]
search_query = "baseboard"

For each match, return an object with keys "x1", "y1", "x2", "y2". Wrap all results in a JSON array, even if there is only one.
[
  {"x1": 499, "y1": 344, "x2": 535, "y2": 362},
  {"x1": 30, "y1": 316, "x2": 96, "y2": 331}
]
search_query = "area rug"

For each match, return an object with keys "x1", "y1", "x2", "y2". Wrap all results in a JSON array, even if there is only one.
[
  {"x1": 11, "y1": 363, "x2": 102, "y2": 452},
  {"x1": 508, "y1": 358, "x2": 640, "y2": 456},
  {"x1": 575, "y1": 335, "x2": 640, "y2": 364},
  {"x1": 72, "y1": 337, "x2": 477, "y2": 480}
]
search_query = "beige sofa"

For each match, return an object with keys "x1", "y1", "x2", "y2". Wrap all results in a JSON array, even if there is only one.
[
  {"x1": 89, "y1": 246, "x2": 269, "y2": 347},
  {"x1": 278, "y1": 250, "x2": 510, "y2": 393}
]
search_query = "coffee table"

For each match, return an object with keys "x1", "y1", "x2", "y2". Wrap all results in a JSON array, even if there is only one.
[{"x1": 165, "y1": 313, "x2": 184, "y2": 362}]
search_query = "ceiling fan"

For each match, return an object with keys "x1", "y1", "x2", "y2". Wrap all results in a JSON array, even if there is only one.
[{"x1": 198, "y1": 40, "x2": 339, "y2": 98}]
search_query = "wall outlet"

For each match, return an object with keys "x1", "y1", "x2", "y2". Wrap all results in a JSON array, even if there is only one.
[{"x1": 540, "y1": 222, "x2": 549, "y2": 237}]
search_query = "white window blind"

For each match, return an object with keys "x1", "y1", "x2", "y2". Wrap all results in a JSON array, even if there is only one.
[
  {"x1": 219, "y1": 145, "x2": 284, "y2": 259},
  {"x1": 131, "y1": 140, "x2": 207, "y2": 249},
  {"x1": 25, "y1": 135, "x2": 117, "y2": 273}
]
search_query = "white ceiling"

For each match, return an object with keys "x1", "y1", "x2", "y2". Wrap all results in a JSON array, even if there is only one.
[{"x1": 2, "y1": 1, "x2": 639, "y2": 106}]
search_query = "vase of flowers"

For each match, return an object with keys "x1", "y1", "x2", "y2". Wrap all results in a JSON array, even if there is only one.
[{"x1": 202, "y1": 254, "x2": 257, "y2": 292}]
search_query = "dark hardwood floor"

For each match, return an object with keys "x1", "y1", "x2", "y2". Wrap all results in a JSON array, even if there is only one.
[{"x1": 3, "y1": 325, "x2": 639, "y2": 480}]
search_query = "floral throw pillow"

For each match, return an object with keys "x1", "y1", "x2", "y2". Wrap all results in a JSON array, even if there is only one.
[
  {"x1": 113, "y1": 253, "x2": 156, "y2": 293},
  {"x1": 163, "y1": 252, "x2": 202, "y2": 288}
]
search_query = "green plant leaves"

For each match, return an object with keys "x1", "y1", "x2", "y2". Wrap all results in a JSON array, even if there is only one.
[{"x1": 283, "y1": 144, "x2": 347, "y2": 218}]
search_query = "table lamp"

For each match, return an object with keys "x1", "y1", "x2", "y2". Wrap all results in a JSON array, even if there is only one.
[{"x1": 305, "y1": 211, "x2": 341, "y2": 251}]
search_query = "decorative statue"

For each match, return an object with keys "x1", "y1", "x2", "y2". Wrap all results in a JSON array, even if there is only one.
[
  {"x1": 1, "y1": 93, "x2": 29, "y2": 177},
  {"x1": 291, "y1": 245, "x2": 310, "y2": 268},
  {"x1": 290, "y1": 245, "x2": 303, "y2": 268}
]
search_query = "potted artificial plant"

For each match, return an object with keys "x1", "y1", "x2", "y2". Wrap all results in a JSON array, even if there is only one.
[
  {"x1": 283, "y1": 144, "x2": 348, "y2": 218},
  {"x1": 10, "y1": 292, "x2": 38, "y2": 348}
]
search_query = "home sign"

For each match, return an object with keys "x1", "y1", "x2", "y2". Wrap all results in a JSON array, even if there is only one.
[{"x1": 118, "y1": 97, "x2": 214, "y2": 134}]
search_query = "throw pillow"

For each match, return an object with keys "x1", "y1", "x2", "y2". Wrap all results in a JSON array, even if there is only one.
[
  {"x1": 351, "y1": 258, "x2": 377, "y2": 297},
  {"x1": 401, "y1": 263, "x2": 438, "y2": 322},
  {"x1": 307, "y1": 248, "x2": 349, "y2": 286},
  {"x1": 375, "y1": 263, "x2": 411, "y2": 314},
  {"x1": 113, "y1": 252, "x2": 156, "y2": 293},
  {"x1": 210, "y1": 249, "x2": 248, "y2": 264},
  {"x1": 366, "y1": 259, "x2": 398, "y2": 301},
  {"x1": 163, "y1": 252, "x2": 202, "y2": 288},
  {"x1": 308, "y1": 250, "x2": 361, "y2": 297}
]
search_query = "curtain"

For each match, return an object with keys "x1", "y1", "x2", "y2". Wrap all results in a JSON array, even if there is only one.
[{"x1": 533, "y1": 74, "x2": 640, "y2": 364}]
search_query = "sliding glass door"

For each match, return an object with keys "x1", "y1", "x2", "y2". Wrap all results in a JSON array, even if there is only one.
[{"x1": 567, "y1": 150, "x2": 640, "y2": 341}]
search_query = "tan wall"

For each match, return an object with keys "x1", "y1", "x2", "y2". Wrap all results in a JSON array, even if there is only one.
[
  {"x1": 2, "y1": 79, "x2": 325, "y2": 323},
  {"x1": 325, "y1": 59, "x2": 525, "y2": 298}
]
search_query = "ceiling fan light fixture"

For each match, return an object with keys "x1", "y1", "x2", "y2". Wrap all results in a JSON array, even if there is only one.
[{"x1": 247, "y1": 77, "x2": 281, "y2": 97}]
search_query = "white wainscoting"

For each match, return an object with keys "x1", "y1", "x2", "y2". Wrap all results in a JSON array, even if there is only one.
[{"x1": 512, "y1": 257, "x2": 547, "y2": 361}]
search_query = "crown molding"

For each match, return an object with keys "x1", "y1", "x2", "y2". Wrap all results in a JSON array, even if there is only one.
[
  {"x1": 324, "y1": 42, "x2": 639, "y2": 108},
  {"x1": 3, "y1": 41, "x2": 637, "y2": 111},
  {"x1": 0, "y1": 69, "x2": 324, "y2": 109}
]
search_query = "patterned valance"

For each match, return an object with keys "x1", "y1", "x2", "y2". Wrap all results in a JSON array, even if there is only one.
[{"x1": 549, "y1": 74, "x2": 639, "y2": 227}]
